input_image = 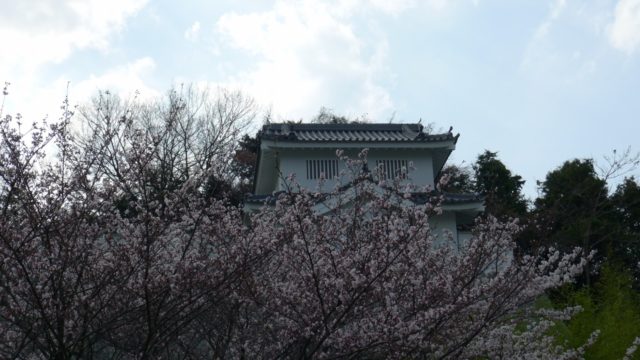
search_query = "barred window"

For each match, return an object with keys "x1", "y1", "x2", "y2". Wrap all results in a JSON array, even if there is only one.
[
  {"x1": 376, "y1": 159, "x2": 408, "y2": 180},
  {"x1": 306, "y1": 159, "x2": 339, "y2": 180}
]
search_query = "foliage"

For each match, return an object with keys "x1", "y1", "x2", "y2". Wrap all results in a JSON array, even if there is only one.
[
  {"x1": 611, "y1": 177, "x2": 640, "y2": 283},
  {"x1": 0, "y1": 87, "x2": 611, "y2": 358},
  {"x1": 235, "y1": 155, "x2": 590, "y2": 358},
  {"x1": 440, "y1": 153, "x2": 532, "y2": 254},
  {"x1": 311, "y1": 106, "x2": 369, "y2": 124},
  {"x1": 533, "y1": 159, "x2": 609, "y2": 283},
  {"x1": 439, "y1": 164, "x2": 474, "y2": 193},
  {"x1": 438, "y1": 151, "x2": 528, "y2": 219},
  {"x1": 613, "y1": 177, "x2": 640, "y2": 234},
  {"x1": 473, "y1": 150, "x2": 528, "y2": 219},
  {"x1": 552, "y1": 262, "x2": 640, "y2": 359},
  {"x1": 532, "y1": 157, "x2": 640, "y2": 286},
  {"x1": 0, "y1": 90, "x2": 257, "y2": 359},
  {"x1": 536, "y1": 160, "x2": 607, "y2": 212},
  {"x1": 229, "y1": 133, "x2": 259, "y2": 195}
]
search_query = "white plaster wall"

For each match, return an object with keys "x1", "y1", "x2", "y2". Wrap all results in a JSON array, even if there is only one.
[
  {"x1": 277, "y1": 148, "x2": 435, "y2": 192},
  {"x1": 457, "y1": 231, "x2": 473, "y2": 247},
  {"x1": 428, "y1": 211, "x2": 459, "y2": 249},
  {"x1": 366, "y1": 148, "x2": 434, "y2": 190},
  {"x1": 277, "y1": 149, "x2": 346, "y2": 192}
]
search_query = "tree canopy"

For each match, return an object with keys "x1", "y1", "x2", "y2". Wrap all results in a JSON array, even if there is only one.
[
  {"x1": 473, "y1": 150, "x2": 528, "y2": 219},
  {"x1": 0, "y1": 87, "x2": 602, "y2": 358}
]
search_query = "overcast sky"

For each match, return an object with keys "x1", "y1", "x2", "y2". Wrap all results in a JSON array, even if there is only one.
[{"x1": 2, "y1": 0, "x2": 639, "y2": 200}]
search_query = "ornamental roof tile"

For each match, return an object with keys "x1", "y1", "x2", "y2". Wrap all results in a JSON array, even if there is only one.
[
  {"x1": 408, "y1": 192, "x2": 484, "y2": 205},
  {"x1": 259, "y1": 123, "x2": 458, "y2": 143},
  {"x1": 244, "y1": 191, "x2": 483, "y2": 206}
]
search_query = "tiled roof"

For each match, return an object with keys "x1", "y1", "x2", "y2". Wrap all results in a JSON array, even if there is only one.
[
  {"x1": 245, "y1": 191, "x2": 483, "y2": 206},
  {"x1": 408, "y1": 192, "x2": 484, "y2": 205},
  {"x1": 259, "y1": 123, "x2": 458, "y2": 143}
]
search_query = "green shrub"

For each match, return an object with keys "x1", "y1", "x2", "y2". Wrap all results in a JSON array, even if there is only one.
[{"x1": 553, "y1": 262, "x2": 640, "y2": 359}]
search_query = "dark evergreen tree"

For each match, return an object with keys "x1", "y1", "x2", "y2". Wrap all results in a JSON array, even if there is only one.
[
  {"x1": 612, "y1": 177, "x2": 640, "y2": 235},
  {"x1": 473, "y1": 150, "x2": 528, "y2": 219},
  {"x1": 533, "y1": 159, "x2": 616, "y2": 286},
  {"x1": 439, "y1": 164, "x2": 474, "y2": 193},
  {"x1": 229, "y1": 134, "x2": 259, "y2": 197},
  {"x1": 611, "y1": 177, "x2": 640, "y2": 284}
]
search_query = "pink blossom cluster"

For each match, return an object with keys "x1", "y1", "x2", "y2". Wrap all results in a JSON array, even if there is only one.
[
  {"x1": 236, "y1": 156, "x2": 590, "y2": 358},
  {"x1": 0, "y1": 109, "x2": 597, "y2": 359}
]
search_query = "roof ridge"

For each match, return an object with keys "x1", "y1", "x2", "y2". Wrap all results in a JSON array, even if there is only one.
[
  {"x1": 263, "y1": 122, "x2": 421, "y2": 131},
  {"x1": 259, "y1": 123, "x2": 459, "y2": 143}
]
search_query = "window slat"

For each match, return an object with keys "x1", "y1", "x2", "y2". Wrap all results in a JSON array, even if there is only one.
[
  {"x1": 375, "y1": 159, "x2": 408, "y2": 180},
  {"x1": 306, "y1": 159, "x2": 340, "y2": 179}
]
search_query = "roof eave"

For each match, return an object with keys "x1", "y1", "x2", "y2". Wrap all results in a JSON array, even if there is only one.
[{"x1": 259, "y1": 138, "x2": 457, "y2": 150}]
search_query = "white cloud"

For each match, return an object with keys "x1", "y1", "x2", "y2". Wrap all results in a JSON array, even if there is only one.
[
  {"x1": 368, "y1": 0, "x2": 418, "y2": 15},
  {"x1": 0, "y1": 0, "x2": 150, "y2": 125},
  {"x1": 1, "y1": 57, "x2": 159, "y2": 127},
  {"x1": 608, "y1": 0, "x2": 640, "y2": 53},
  {"x1": 520, "y1": 0, "x2": 601, "y2": 84},
  {"x1": 521, "y1": 0, "x2": 570, "y2": 70},
  {"x1": 184, "y1": 21, "x2": 201, "y2": 42},
  {"x1": 533, "y1": 0, "x2": 567, "y2": 40},
  {"x1": 335, "y1": 0, "x2": 452, "y2": 17},
  {"x1": 215, "y1": 0, "x2": 395, "y2": 120},
  {"x1": 0, "y1": 0, "x2": 149, "y2": 81},
  {"x1": 70, "y1": 57, "x2": 159, "y2": 101}
]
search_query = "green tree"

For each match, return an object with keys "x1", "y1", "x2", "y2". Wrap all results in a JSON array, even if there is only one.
[
  {"x1": 221, "y1": 133, "x2": 259, "y2": 203},
  {"x1": 611, "y1": 177, "x2": 640, "y2": 283},
  {"x1": 533, "y1": 159, "x2": 631, "y2": 285},
  {"x1": 613, "y1": 177, "x2": 640, "y2": 233},
  {"x1": 310, "y1": 106, "x2": 370, "y2": 124},
  {"x1": 553, "y1": 263, "x2": 640, "y2": 359},
  {"x1": 473, "y1": 150, "x2": 528, "y2": 219},
  {"x1": 439, "y1": 164, "x2": 475, "y2": 193},
  {"x1": 535, "y1": 159, "x2": 640, "y2": 285}
]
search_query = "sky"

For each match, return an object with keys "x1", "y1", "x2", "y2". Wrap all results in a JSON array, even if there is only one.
[{"x1": 1, "y1": 0, "x2": 640, "y2": 200}]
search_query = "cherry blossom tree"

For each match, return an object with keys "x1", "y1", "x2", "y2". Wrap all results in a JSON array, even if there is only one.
[
  {"x1": 223, "y1": 152, "x2": 591, "y2": 358},
  {"x1": 75, "y1": 84, "x2": 257, "y2": 208},
  {"x1": 0, "y1": 85, "x2": 608, "y2": 359},
  {"x1": 0, "y1": 89, "x2": 257, "y2": 359},
  {"x1": 0, "y1": 94, "x2": 119, "y2": 358}
]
